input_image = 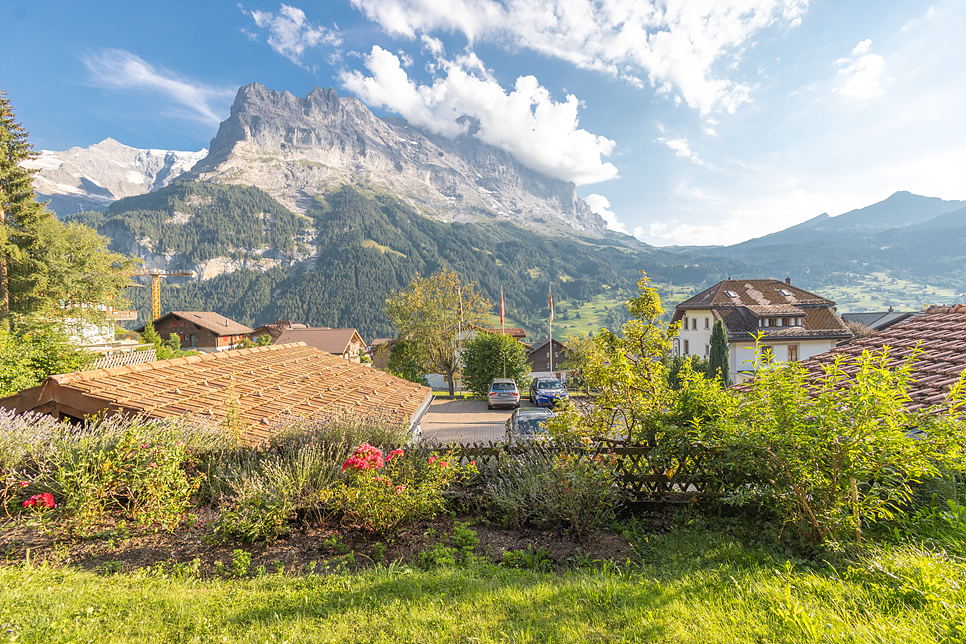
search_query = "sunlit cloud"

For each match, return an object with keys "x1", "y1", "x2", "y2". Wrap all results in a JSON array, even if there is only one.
[
  {"x1": 244, "y1": 3, "x2": 341, "y2": 68},
  {"x1": 340, "y1": 45, "x2": 618, "y2": 184},
  {"x1": 585, "y1": 194, "x2": 627, "y2": 233},
  {"x1": 834, "y1": 39, "x2": 888, "y2": 102},
  {"x1": 349, "y1": 0, "x2": 809, "y2": 115},
  {"x1": 82, "y1": 49, "x2": 234, "y2": 126}
]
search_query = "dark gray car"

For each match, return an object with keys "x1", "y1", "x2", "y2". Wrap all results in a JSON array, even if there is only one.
[{"x1": 505, "y1": 407, "x2": 555, "y2": 446}]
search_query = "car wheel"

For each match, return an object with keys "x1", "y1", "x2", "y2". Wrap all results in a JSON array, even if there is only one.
[{"x1": 487, "y1": 403, "x2": 493, "y2": 410}]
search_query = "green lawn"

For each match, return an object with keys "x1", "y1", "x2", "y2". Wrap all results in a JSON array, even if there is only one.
[{"x1": 3, "y1": 526, "x2": 963, "y2": 643}]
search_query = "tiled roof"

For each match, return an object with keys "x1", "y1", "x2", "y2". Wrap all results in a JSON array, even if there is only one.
[
  {"x1": 137, "y1": 312, "x2": 253, "y2": 336},
  {"x1": 675, "y1": 279, "x2": 849, "y2": 342},
  {"x1": 709, "y1": 305, "x2": 850, "y2": 342},
  {"x1": 794, "y1": 306, "x2": 966, "y2": 410},
  {"x1": 676, "y1": 279, "x2": 831, "y2": 311},
  {"x1": 0, "y1": 343, "x2": 431, "y2": 444},
  {"x1": 484, "y1": 328, "x2": 527, "y2": 338},
  {"x1": 273, "y1": 328, "x2": 365, "y2": 355}
]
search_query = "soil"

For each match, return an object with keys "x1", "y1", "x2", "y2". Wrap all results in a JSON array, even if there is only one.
[{"x1": 0, "y1": 510, "x2": 668, "y2": 576}]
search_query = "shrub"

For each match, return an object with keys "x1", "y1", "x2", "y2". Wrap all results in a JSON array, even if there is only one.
[
  {"x1": 483, "y1": 449, "x2": 616, "y2": 537},
  {"x1": 324, "y1": 444, "x2": 476, "y2": 536}
]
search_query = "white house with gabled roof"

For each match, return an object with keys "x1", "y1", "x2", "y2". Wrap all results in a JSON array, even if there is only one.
[{"x1": 671, "y1": 278, "x2": 852, "y2": 383}]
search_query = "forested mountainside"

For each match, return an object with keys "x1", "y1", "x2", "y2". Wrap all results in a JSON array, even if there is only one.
[
  {"x1": 107, "y1": 183, "x2": 757, "y2": 339},
  {"x1": 69, "y1": 182, "x2": 314, "y2": 262}
]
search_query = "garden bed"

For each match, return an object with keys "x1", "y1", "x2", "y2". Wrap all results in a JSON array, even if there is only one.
[{"x1": 0, "y1": 513, "x2": 638, "y2": 576}]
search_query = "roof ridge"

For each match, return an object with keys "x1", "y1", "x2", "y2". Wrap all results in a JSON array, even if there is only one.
[{"x1": 52, "y1": 342, "x2": 309, "y2": 384}]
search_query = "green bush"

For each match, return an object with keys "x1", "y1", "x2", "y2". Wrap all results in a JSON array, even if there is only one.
[{"x1": 483, "y1": 450, "x2": 616, "y2": 537}]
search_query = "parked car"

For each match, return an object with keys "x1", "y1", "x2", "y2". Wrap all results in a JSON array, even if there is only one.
[
  {"x1": 529, "y1": 377, "x2": 570, "y2": 407},
  {"x1": 487, "y1": 378, "x2": 520, "y2": 410},
  {"x1": 506, "y1": 407, "x2": 555, "y2": 446}
]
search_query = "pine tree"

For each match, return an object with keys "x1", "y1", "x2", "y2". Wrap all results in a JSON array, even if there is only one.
[
  {"x1": 0, "y1": 88, "x2": 49, "y2": 319},
  {"x1": 709, "y1": 319, "x2": 729, "y2": 387}
]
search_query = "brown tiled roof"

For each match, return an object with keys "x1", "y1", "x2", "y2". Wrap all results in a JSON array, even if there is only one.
[
  {"x1": 484, "y1": 328, "x2": 527, "y2": 339},
  {"x1": 137, "y1": 312, "x2": 253, "y2": 336},
  {"x1": 793, "y1": 307, "x2": 966, "y2": 410},
  {"x1": 0, "y1": 343, "x2": 431, "y2": 444},
  {"x1": 675, "y1": 279, "x2": 849, "y2": 342},
  {"x1": 273, "y1": 328, "x2": 365, "y2": 356},
  {"x1": 675, "y1": 279, "x2": 831, "y2": 312}
]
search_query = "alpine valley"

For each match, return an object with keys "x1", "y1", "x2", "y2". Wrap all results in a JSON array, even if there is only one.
[{"x1": 38, "y1": 83, "x2": 966, "y2": 340}]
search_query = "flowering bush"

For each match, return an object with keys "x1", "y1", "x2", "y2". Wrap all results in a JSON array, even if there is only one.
[
  {"x1": 323, "y1": 445, "x2": 477, "y2": 536},
  {"x1": 54, "y1": 429, "x2": 198, "y2": 534}
]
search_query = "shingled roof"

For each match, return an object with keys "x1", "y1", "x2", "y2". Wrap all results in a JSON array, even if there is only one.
[
  {"x1": 0, "y1": 343, "x2": 432, "y2": 444},
  {"x1": 673, "y1": 279, "x2": 851, "y2": 342},
  {"x1": 273, "y1": 328, "x2": 364, "y2": 356},
  {"x1": 794, "y1": 305, "x2": 966, "y2": 411},
  {"x1": 136, "y1": 311, "x2": 253, "y2": 336}
]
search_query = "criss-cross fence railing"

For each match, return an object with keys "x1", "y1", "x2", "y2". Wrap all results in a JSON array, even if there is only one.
[{"x1": 438, "y1": 439, "x2": 732, "y2": 501}]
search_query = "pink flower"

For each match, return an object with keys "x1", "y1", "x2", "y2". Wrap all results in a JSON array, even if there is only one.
[
  {"x1": 373, "y1": 476, "x2": 391, "y2": 486},
  {"x1": 469, "y1": 461, "x2": 476, "y2": 467},
  {"x1": 148, "y1": 462, "x2": 157, "y2": 469},
  {"x1": 351, "y1": 443, "x2": 385, "y2": 470},
  {"x1": 428, "y1": 456, "x2": 436, "y2": 465},
  {"x1": 18, "y1": 481, "x2": 29, "y2": 488},
  {"x1": 387, "y1": 449, "x2": 404, "y2": 460},
  {"x1": 22, "y1": 493, "x2": 55, "y2": 510},
  {"x1": 394, "y1": 485, "x2": 407, "y2": 494},
  {"x1": 341, "y1": 456, "x2": 366, "y2": 472}
]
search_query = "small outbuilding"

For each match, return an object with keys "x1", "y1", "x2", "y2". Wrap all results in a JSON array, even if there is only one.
[
  {"x1": 136, "y1": 311, "x2": 253, "y2": 352},
  {"x1": 0, "y1": 343, "x2": 432, "y2": 444}
]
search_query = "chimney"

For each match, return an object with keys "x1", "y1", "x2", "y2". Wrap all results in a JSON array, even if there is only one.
[
  {"x1": 888, "y1": 306, "x2": 894, "y2": 312},
  {"x1": 785, "y1": 276, "x2": 791, "y2": 285}
]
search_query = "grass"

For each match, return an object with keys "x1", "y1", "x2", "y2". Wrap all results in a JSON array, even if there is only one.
[
  {"x1": 821, "y1": 271, "x2": 964, "y2": 313},
  {"x1": 2, "y1": 525, "x2": 964, "y2": 643}
]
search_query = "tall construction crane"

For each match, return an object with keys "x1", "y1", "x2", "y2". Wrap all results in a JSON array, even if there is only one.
[{"x1": 131, "y1": 268, "x2": 198, "y2": 322}]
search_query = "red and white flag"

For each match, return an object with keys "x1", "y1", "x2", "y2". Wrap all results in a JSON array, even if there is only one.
[
  {"x1": 500, "y1": 287, "x2": 505, "y2": 330},
  {"x1": 548, "y1": 285, "x2": 554, "y2": 323}
]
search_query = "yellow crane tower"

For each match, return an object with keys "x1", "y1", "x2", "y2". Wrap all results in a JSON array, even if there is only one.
[{"x1": 132, "y1": 268, "x2": 198, "y2": 322}]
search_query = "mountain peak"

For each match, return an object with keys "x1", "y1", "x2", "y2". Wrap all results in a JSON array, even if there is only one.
[{"x1": 193, "y1": 83, "x2": 605, "y2": 235}]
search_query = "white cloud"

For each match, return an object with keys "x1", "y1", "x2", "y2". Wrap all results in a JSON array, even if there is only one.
[
  {"x1": 82, "y1": 49, "x2": 234, "y2": 126},
  {"x1": 585, "y1": 194, "x2": 627, "y2": 233},
  {"x1": 244, "y1": 4, "x2": 341, "y2": 67},
  {"x1": 340, "y1": 46, "x2": 618, "y2": 184},
  {"x1": 349, "y1": 0, "x2": 808, "y2": 115},
  {"x1": 658, "y1": 137, "x2": 703, "y2": 164},
  {"x1": 834, "y1": 39, "x2": 888, "y2": 102}
]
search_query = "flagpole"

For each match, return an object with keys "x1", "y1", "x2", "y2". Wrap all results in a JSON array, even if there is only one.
[
  {"x1": 549, "y1": 284, "x2": 554, "y2": 374},
  {"x1": 500, "y1": 286, "x2": 506, "y2": 378}
]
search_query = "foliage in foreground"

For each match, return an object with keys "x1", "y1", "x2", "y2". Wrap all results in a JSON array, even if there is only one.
[
  {"x1": 1, "y1": 523, "x2": 965, "y2": 643},
  {"x1": 0, "y1": 315, "x2": 93, "y2": 396}
]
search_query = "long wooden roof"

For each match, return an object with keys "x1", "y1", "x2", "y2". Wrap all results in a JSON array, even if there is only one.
[{"x1": 0, "y1": 343, "x2": 432, "y2": 444}]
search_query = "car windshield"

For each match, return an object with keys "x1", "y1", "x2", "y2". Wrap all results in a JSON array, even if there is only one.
[
  {"x1": 491, "y1": 383, "x2": 516, "y2": 391},
  {"x1": 517, "y1": 417, "x2": 549, "y2": 434},
  {"x1": 537, "y1": 380, "x2": 564, "y2": 390}
]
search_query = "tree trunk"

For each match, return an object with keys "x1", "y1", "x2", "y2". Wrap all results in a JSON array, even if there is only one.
[{"x1": 446, "y1": 367, "x2": 455, "y2": 396}]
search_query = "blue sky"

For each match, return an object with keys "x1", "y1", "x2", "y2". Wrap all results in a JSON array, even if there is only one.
[{"x1": 2, "y1": 0, "x2": 964, "y2": 246}]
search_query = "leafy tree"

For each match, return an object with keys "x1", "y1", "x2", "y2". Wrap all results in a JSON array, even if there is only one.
[
  {"x1": 0, "y1": 314, "x2": 92, "y2": 396},
  {"x1": 384, "y1": 271, "x2": 490, "y2": 395},
  {"x1": 139, "y1": 321, "x2": 196, "y2": 360},
  {"x1": 561, "y1": 333, "x2": 597, "y2": 394},
  {"x1": 708, "y1": 319, "x2": 729, "y2": 386},
  {"x1": 549, "y1": 272, "x2": 678, "y2": 442},
  {"x1": 462, "y1": 331, "x2": 531, "y2": 398},
  {"x1": 663, "y1": 354, "x2": 711, "y2": 390},
  {"x1": 385, "y1": 339, "x2": 429, "y2": 386}
]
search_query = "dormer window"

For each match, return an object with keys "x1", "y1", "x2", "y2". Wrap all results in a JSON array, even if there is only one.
[
  {"x1": 724, "y1": 290, "x2": 738, "y2": 298},
  {"x1": 778, "y1": 289, "x2": 792, "y2": 297}
]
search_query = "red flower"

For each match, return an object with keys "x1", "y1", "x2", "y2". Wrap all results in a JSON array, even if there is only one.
[
  {"x1": 22, "y1": 493, "x2": 55, "y2": 510},
  {"x1": 18, "y1": 481, "x2": 29, "y2": 488},
  {"x1": 428, "y1": 456, "x2": 437, "y2": 465},
  {"x1": 387, "y1": 449, "x2": 404, "y2": 460},
  {"x1": 469, "y1": 461, "x2": 476, "y2": 467},
  {"x1": 149, "y1": 462, "x2": 157, "y2": 469}
]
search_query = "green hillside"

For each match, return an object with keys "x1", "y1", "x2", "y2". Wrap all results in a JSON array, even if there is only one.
[{"x1": 107, "y1": 183, "x2": 757, "y2": 339}]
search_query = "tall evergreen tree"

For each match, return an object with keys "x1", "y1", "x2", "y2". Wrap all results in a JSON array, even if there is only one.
[
  {"x1": 0, "y1": 88, "x2": 48, "y2": 319},
  {"x1": 709, "y1": 319, "x2": 729, "y2": 386}
]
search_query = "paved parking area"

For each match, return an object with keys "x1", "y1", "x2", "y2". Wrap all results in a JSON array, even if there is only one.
[{"x1": 421, "y1": 398, "x2": 530, "y2": 444}]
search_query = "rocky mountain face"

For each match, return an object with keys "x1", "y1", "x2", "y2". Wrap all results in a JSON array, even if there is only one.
[
  {"x1": 191, "y1": 83, "x2": 605, "y2": 236},
  {"x1": 25, "y1": 138, "x2": 207, "y2": 216}
]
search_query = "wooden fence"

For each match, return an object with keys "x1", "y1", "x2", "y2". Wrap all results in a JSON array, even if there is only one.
[{"x1": 441, "y1": 439, "x2": 729, "y2": 502}]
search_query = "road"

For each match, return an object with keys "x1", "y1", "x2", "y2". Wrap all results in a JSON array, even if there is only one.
[{"x1": 420, "y1": 398, "x2": 528, "y2": 445}]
